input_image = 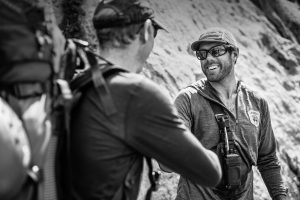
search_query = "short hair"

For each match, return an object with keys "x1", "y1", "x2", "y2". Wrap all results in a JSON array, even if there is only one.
[{"x1": 95, "y1": 23, "x2": 143, "y2": 49}]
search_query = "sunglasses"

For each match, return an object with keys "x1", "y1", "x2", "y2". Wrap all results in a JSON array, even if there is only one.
[{"x1": 196, "y1": 45, "x2": 234, "y2": 60}]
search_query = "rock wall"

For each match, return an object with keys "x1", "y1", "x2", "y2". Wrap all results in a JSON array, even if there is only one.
[{"x1": 52, "y1": 0, "x2": 300, "y2": 199}]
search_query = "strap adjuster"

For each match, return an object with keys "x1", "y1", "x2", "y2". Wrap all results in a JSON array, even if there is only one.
[{"x1": 27, "y1": 165, "x2": 43, "y2": 183}]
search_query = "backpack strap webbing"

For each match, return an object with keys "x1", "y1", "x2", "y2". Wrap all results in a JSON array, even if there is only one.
[
  {"x1": 66, "y1": 65, "x2": 159, "y2": 200},
  {"x1": 91, "y1": 66, "x2": 118, "y2": 116},
  {"x1": 55, "y1": 65, "x2": 126, "y2": 200},
  {"x1": 42, "y1": 135, "x2": 58, "y2": 200},
  {"x1": 111, "y1": 157, "x2": 160, "y2": 200},
  {"x1": 145, "y1": 157, "x2": 160, "y2": 200},
  {"x1": 208, "y1": 100, "x2": 235, "y2": 144}
]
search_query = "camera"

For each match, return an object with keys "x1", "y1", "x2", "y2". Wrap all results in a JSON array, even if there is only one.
[{"x1": 215, "y1": 114, "x2": 242, "y2": 189}]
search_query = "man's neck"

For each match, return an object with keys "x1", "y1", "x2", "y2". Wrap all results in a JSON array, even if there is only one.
[
  {"x1": 99, "y1": 46, "x2": 142, "y2": 73},
  {"x1": 209, "y1": 75, "x2": 238, "y2": 100}
]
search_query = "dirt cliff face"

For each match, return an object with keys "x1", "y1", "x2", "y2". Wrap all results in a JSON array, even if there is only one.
[
  {"x1": 53, "y1": 0, "x2": 300, "y2": 199},
  {"x1": 141, "y1": 1, "x2": 300, "y2": 199}
]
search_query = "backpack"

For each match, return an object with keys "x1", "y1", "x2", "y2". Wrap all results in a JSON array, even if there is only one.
[
  {"x1": 0, "y1": 0, "x2": 65, "y2": 199},
  {"x1": 54, "y1": 39, "x2": 160, "y2": 200}
]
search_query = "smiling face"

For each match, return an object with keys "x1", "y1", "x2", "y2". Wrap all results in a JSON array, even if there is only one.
[{"x1": 199, "y1": 42, "x2": 237, "y2": 83}]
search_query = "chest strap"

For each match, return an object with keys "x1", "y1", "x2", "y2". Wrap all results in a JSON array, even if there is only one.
[
  {"x1": 209, "y1": 101, "x2": 235, "y2": 149},
  {"x1": 209, "y1": 101, "x2": 242, "y2": 189}
]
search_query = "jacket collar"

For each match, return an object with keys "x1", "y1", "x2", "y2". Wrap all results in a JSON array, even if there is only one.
[{"x1": 190, "y1": 79, "x2": 243, "y2": 103}]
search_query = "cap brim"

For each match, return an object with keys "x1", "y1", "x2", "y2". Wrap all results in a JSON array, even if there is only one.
[
  {"x1": 191, "y1": 40, "x2": 226, "y2": 51},
  {"x1": 152, "y1": 18, "x2": 169, "y2": 33}
]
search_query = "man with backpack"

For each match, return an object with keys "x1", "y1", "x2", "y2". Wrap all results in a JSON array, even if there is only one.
[
  {"x1": 68, "y1": 0, "x2": 222, "y2": 199},
  {"x1": 174, "y1": 27, "x2": 288, "y2": 200}
]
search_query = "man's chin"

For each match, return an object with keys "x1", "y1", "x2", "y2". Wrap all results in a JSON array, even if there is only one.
[
  {"x1": 207, "y1": 76, "x2": 222, "y2": 82},
  {"x1": 206, "y1": 74, "x2": 217, "y2": 81}
]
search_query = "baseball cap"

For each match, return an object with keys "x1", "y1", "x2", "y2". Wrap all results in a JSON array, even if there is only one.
[
  {"x1": 93, "y1": 0, "x2": 167, "y2": 31},
  {"x1": 191, "y1": 27, "x2": 238, "y2": 51}
]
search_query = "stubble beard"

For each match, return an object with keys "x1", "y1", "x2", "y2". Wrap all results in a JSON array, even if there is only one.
[{"x1": 204, "y1": 61, "x2": 234, "y2": 82}]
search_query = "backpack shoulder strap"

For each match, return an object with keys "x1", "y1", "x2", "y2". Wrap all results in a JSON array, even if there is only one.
[
  {"x1": 208, "y1": 100, "x2": 224, "y2": 116},
  {"x1": 192, "y1": 86, "x2": 234, "y2": 143},
  {"x1": 69, "y1": 65, "x2": 126, "y2": 116},
  {"x1": 208, "y1": 100, "x2": 235, "y2": 149},
  {"x1": 111, "y1": 157, "x2": 160, "y2": 200},
  {"x1": 91, "y1": 65, "x2": 126, "y2": 116},
  {"x1": 55, "y1": 64, "x2": 127, "y2": 200},
  {"x1": 145, "y1": 157, "x2": 160, "y2": 200},
  {"x1": 70, "y1": 65, "x2": 126, "y2": 93},
  {"x1": 71, "y1": 66, "x2": 159, "y2": 200}
]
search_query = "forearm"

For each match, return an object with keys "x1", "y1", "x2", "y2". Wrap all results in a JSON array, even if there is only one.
[
  {"x1": 258, "y1": 160, "x2": 287, "y2": 198},
  {"x1": 130, "y1": 123, "x2": 222, "y2": 187},
  {"x1": 127, "y1": 82, "x2": 222, "y2": 187},
  {"x1": 172, "y1": 144, "x2": 221, "y2": 186},
  {"x1": 150, "y1": 133, "x2": 222, "y2": 187},
  {"x1": 258, "y1": 100, "x2": 287, "y2": 199}
]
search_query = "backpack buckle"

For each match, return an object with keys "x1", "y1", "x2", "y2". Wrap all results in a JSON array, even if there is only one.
[{"x1": 27, "y1": 165, "x2": 43, "y2": 183}]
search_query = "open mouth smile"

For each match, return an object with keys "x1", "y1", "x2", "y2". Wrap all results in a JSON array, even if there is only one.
[{"x1": 207, "y1": 64, "x2": 219, "y2": 71}]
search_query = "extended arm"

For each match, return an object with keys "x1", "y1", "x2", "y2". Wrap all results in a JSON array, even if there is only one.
[
  {"x1": 159, "y1": 89, "x2": 194, "y2": 173},
  {"x1": 125, "y1": 80, "x2": 221, "y2": 187}
]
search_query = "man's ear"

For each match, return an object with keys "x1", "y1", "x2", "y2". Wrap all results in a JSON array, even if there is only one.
[
  {"x1": 232, "y1": 48, "x2": 239, "y2": 64},
  {"x1": 140, "y1": 19, "x2": 152, "y2": 43}
]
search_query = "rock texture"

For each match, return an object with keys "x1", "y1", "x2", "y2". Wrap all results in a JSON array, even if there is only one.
[{"x1": 52, "y1": 0, "x2": 300, "y2": 199}]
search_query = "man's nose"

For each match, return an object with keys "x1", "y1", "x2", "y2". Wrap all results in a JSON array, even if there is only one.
[{"x1": 206, "y1": 52, "x2": 215, "y2": 61}]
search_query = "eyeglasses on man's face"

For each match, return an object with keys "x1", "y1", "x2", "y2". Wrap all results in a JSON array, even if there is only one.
[{"x1": 196, "y1": 45, "x2": 234, "y2": 60}]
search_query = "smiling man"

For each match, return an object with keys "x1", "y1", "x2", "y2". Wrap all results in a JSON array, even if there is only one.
[{"x1": 174, "y1": 27, "x2": 288, "y2": 200}]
